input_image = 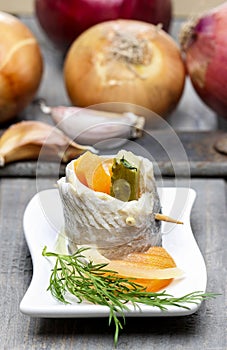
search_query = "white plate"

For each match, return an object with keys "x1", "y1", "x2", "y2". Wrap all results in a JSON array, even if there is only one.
[{"x1": 20, "y1": 187, "x2": 207, "y2": 318}]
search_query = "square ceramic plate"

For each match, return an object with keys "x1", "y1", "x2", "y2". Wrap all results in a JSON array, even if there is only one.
[{"x1": 20, "y1": 187, "x2": 207, "y2": 317}]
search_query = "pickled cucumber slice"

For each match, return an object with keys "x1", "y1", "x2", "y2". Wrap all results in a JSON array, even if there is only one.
[{"x1": 110, "y1": 150, "x2": 141, "y2": 201}]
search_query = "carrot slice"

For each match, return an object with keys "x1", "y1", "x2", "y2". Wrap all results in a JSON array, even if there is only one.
[
  {"x1": 104, "y1": 247, "x2": 178, "y2": 292},
  {"x1": 125, "y1": 247, "x2": 177, "y2": 292},
  {"x1": 91, "y1": 159, "x2": 113, "y2": 194},
  {"x1": 135, "y1": 277, "x2": 174, "y2": 292},
  {"x1": 81, "y1": 246, "x2": 180, "y2": 292}
]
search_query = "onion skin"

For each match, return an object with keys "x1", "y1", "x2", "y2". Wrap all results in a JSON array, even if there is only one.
[
  {"x1": 181, "y1": 3, "x2": 227, "y2": 118},
  {"x1": 132, "y1": 0, "x2": 172, "y2": 32},
  {"x1": 35, "y1": 0, "x2": 172, "y2": 51},
  {"x1": 64, "y1": 20, "x2": 185, "y2": 117},
  {"x1": 0, "y1": 12, "x2": 43, "y2": 123}
]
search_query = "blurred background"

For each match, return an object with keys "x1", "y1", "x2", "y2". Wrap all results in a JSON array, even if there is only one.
[
  {"x1": 0, "y1": 0, "x2": 227, "y2": 171},
  {"x1": 0, "y1": 0, "x2": 224, "y2": 16}
]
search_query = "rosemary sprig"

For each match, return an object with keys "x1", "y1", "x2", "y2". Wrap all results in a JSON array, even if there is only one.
[{"x1": 42, "y1": 246, "x2": 217, "y2": 346}]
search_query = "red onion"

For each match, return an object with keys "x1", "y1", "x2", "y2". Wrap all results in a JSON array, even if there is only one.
[
  {"x1": 35, "y1": 0, "x2": 172, "y2": 50},
  {"x1": 181, "y1": 3, "x2": 227, "y2": 118}
]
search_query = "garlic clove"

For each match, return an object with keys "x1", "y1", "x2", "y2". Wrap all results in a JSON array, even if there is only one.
[
  {"x1": 0, "y1": 120, "x2": 96, "y2": 167},
  {"x1": 38, "y1": 100, "x2": 145, "y2": 145},
  {"x1": 52, "y1": 110, "x2": 144, "y2": 144}
]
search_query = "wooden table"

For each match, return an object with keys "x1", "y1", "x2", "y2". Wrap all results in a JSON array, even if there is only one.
[{"x1": 0, "y1": 16, "x2": 227, "y2": 350}]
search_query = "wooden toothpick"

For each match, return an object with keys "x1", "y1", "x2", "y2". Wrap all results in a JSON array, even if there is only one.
[{"x1": 155, "y1": 213, "x2": 183, "y2": 225}]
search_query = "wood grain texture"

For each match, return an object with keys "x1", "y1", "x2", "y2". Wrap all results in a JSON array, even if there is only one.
[
  {"x1": 1, "y1": 131, "x2": 227, "y2": 178},
  {"x1": 0, "y1": 178, "x2": 226, "y2": 349}
]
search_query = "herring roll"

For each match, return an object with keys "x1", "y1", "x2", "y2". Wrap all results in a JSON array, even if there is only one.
[{"x1": 58, "y1": 150, "x2": 161, "y2": 259}]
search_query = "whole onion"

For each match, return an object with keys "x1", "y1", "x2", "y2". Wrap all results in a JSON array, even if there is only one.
[
  {"x1": 35, "y1": 0, "x2": 172, "y2": 51},
  {"x1": 180, "y1": 3, "x2": 227, "y2": 118},
  {"x1": 0, "y1": 12, "x2": 43, "y2": 123},
  {"x1": 64, "y1": 20, "x2": 185, "y2": 117}
]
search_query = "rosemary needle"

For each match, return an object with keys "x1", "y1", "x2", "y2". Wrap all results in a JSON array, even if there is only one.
[{"x1": 42, "y1": 246, "x2": 217, "y2": 346}]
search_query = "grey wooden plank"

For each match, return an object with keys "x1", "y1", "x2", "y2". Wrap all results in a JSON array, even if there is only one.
[
  {"x1": 0, "y1": 178, "x2": 226, "y2": 349},
  {"x1": 0, "y1": 131, "x2": 227, "y2": 178}
]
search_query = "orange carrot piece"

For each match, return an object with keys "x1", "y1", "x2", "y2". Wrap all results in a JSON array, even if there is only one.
[
  {"x1": 91, "y1": 159, "x2": 113, "y2": 194},
  {"x1": 124, "y1": 247, "x2": 176, "y2": 292}
]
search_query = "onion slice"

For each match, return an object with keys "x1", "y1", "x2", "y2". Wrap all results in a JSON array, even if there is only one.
[
  {"x1": 80, "y1": 246, "x2": 184, "y2": 280},
  {"x1": 107, "y1": 261, "x2": 184, "y2": 280}
]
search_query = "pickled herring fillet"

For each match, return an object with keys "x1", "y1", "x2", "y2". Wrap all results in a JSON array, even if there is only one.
[{"x1": 58, "y1": 152, "x2": 161, "y2": 259}]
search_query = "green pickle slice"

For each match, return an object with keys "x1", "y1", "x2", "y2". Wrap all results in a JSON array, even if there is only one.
[{"x1": 110, "y1": 151, "x2": 141, "y2": 201}]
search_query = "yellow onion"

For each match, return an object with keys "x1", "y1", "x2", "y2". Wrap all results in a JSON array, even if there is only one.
[
  {"x1": 0, "y1": 12, "x2": 43, "y2": 123},
  {"x1": 64, "y1": 20, "x2": 185, "y2": 117},
  {"x1": 180, "y1": 3, "x2": 227, "y2": 118}
]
